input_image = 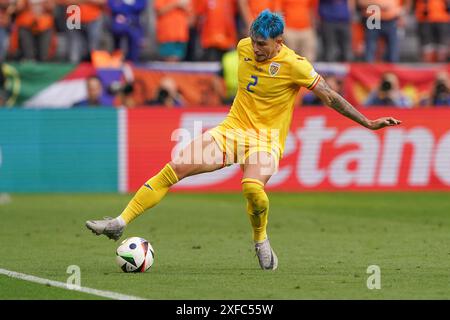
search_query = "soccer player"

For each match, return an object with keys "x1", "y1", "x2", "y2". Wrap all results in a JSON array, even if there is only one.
[{"x1": 86, "y1": 10, "x2": 401, "y2": 270}]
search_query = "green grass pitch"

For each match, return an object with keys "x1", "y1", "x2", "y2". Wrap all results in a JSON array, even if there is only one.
[{"x1": 0, "y1": 192, "x2": 449, "y2": 299}]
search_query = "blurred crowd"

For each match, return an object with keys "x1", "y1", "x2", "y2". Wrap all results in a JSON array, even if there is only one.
[
  {"x1": 0, "y1": 0, "x2": 448, "y2": 108},
  {"x1": 304, "y1": 71, "x2": 450, "y2": 107},
  {"x1": 0, "y1": 0, "x2": 448, "y2": 63}
]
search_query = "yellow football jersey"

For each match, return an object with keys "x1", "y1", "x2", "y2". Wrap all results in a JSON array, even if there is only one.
[{"x1": 219, "y1": 37, "x2": 321, "y2": 158}]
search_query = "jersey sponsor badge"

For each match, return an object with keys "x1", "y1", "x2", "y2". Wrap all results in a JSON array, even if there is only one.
[{"x1": 269, "y1": 62, "x2": 281, "y2": 77}]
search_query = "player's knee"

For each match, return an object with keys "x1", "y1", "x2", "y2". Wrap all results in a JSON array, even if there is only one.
[{"x1": 168, "y1": 162, "x2": 188, "y2": 180}]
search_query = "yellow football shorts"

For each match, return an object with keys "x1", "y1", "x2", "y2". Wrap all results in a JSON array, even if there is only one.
[{"x1": 208, "y1": 124, "x2": 281, "y2": 168}]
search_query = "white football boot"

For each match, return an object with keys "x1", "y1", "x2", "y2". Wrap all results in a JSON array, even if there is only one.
[
  {"x1": 255, "y1": 238, "x2": 278, "y2": 270},
  {"x1": 86, "y1": 217, "x2": 125, "y2": 241}
]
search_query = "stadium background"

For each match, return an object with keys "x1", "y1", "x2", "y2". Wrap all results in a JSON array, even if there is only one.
[{"x1": 0, "y1": 0, "x2": 449, "y2": 300}]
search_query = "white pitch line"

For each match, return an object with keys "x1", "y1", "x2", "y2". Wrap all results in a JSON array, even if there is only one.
[{"x1": 0, "y1": 268, "x2": 145, "y2": 300}]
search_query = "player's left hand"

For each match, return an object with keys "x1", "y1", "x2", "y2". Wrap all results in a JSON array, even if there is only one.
[{"x1": 367, "y1": 117, "x2": 402, "y2": 130}]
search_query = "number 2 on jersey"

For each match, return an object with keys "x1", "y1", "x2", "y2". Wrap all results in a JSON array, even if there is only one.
[{"x1": 246, "y1": 75, "x2": 258, "y2": 93}]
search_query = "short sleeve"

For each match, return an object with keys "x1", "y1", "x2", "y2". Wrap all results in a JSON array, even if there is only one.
[
  {"x1": 236, "y1": 38, "x2": 246, "y2": 52},
  {"x1": 291, "y1": 57, "x2": 321, "y2": 90},
  {"x1": 236, "y1": 37, "x2": 250, "y2": 58}
]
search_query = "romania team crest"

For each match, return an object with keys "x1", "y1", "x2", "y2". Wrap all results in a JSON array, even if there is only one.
[{"x1": 269, "y1": 62, "x2": 280, "y2": 76}]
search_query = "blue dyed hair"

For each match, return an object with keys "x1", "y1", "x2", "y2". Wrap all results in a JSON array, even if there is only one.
[{"x1": 250, "y1": 9, "x2": 285, "y2": 40}]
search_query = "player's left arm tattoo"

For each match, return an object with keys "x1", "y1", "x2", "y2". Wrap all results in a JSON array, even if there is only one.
[{"x1": 312, "y1": 77, "x2": 371, "y2": 128}]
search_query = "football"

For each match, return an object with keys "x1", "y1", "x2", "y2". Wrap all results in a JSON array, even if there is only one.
[{"x1": 116, "y1": 237, "x2": 154, "y2": 273}]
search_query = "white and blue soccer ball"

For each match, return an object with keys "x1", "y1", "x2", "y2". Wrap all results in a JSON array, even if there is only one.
[{"x1": 116, "y1": 237, "x2": 154, "y2": 273}]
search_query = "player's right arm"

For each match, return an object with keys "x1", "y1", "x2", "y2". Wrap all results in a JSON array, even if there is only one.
[
  {"x1": 291, "y1": 57, "x2": 401, "y2": 130},
  {"x1": 312, "y1": 77, "x2": 402, "y2": 130}
]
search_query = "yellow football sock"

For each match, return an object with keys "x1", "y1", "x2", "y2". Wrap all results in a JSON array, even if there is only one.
[
  {"x1": 119, "y1": 163, "x2": 179, "y2": 224},
  {"x1": 242, "y1": 178, "x2": 269, "y2": 242}
]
